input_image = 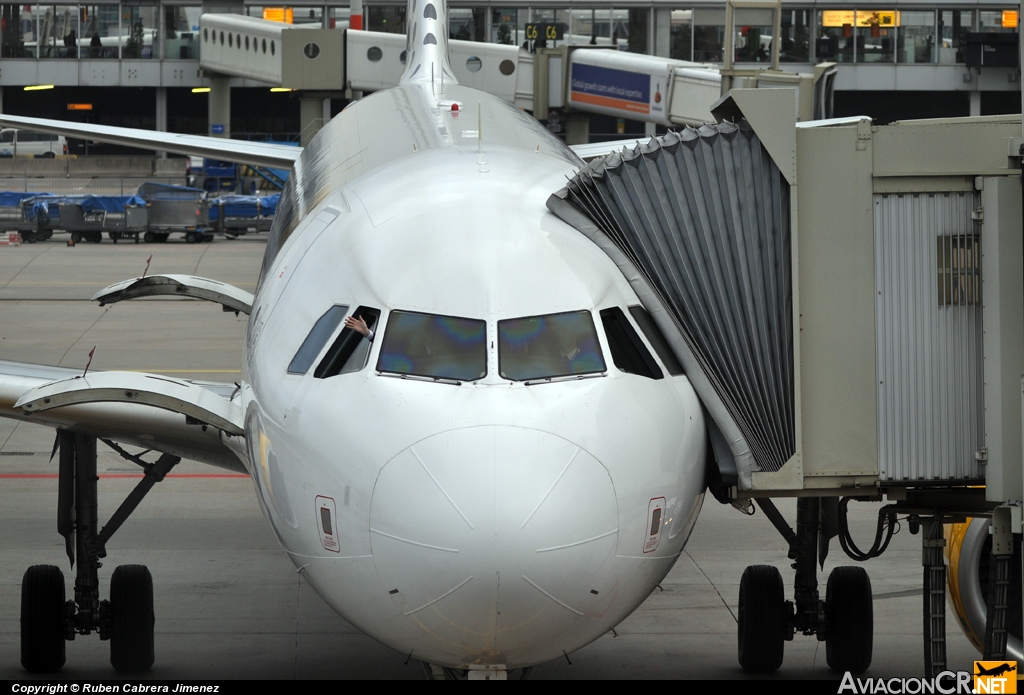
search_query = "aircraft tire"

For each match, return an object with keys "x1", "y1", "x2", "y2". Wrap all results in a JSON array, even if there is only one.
[
  {"x1": 109, "y1": 564, "x2": 155, "y2": 673},
  {"x1": 21, "y1": 565, "x2": 66, "y2": 673},
  {"x1": 825, "y1": 566, "x2": 873, "y2": 674},
  {"x1": 737, "y1": 564, "x2": 785, "y2": 673}
]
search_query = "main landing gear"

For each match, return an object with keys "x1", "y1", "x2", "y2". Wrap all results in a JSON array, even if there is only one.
[
  {"x1": 20, "y1": 431, "x2": 178, "y2": 673},
  {"x1": 737, "y1": 497, "x2": 874, "y2": 674}
]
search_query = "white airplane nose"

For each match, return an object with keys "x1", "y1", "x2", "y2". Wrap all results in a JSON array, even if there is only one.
[{"x1": 369, "y1": 426, "x2": 619, "y2": 667}]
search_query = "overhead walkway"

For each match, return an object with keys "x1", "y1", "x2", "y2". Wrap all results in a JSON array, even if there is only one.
[{"x1": 196, "y1": 13, "x2": 737, "y2": 140}]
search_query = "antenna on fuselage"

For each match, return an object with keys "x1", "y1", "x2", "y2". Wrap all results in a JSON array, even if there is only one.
[{"x1": 399, "y1": 0, "x2": 457, "y2": 88}]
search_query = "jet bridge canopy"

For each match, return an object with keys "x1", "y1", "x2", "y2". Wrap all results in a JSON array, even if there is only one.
[
  {"x1": 552, "y1": 89, "x2": 1024, "y2": 499},
  {"x1": 549, "y1": 121, "x2": 794, "y2": 489}
]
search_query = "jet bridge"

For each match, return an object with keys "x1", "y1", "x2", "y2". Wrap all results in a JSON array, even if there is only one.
[
  {"x1": 551, "y1": 88, "x2": 1023, "y2": 500},
  {"x1": 197, "y1": 14, "x2": 832, "y2": 139},
  {"x1": 549, "y1": 86, "x2": 1024, "y2": 675}
]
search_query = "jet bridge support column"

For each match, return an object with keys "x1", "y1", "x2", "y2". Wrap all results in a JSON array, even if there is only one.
[
  {"x1": 300, "y1": 96, "x2": 324, "y2": 147},
  {"x1": 792, "y1": 497, "x2": 821, "y2": 634},
  {"x1": 208, "y1": 75, "x2": 231, "y2": 139}
]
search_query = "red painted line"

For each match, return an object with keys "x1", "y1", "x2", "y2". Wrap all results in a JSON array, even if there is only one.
[{"x1": 0, "y1": 473, "x2": 248, "y2": 479}]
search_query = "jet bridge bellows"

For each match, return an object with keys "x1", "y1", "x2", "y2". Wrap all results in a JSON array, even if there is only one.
[
  {"x1": 549, "y1": 121, "x2": 793, "y2": 485},
  {"x1": 550, "y1": 88, "x2": 1024, "y2": 503}
]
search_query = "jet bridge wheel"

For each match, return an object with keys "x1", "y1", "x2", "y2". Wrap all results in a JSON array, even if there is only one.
[
  {"x1": 825, "y1": 566, "x2": 873, "y2": 674},
  {"x1": 737, "y1": 565, "x2": 786, "y2": 673},
  {"x1": 20, "y1": 565, "x2": 67, "y2": 673},
  {"x1": 109, "y1": 564, "x2": 155, "y2": 673}
]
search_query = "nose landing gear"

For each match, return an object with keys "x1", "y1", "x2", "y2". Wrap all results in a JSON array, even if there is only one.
[
  {"x1": 737, "y1": 498, "x2": 874, "y2": 675},
  {"x1": 19, "y1": 431, "x2": 177, "y2": 673}
]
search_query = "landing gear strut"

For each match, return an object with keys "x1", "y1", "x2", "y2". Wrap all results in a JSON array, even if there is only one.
[
  {"x1": 738, "y1": 497, "x2": 873, "y2": 674},
  {"x1": 19, "y1": 431, "x2": 178, "y2": 673}
]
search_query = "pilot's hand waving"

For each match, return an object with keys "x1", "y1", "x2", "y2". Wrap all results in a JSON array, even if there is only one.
[{"x1": 345, "y1": 315, "x2": 374, "y2": 341}]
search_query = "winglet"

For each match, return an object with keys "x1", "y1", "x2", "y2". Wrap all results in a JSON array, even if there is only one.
[{"x1": 399, "y1": 0, "x2": 457, "y2": 86}]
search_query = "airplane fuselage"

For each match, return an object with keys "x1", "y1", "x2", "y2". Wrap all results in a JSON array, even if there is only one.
[{"x1": 239, "y1": 82, "x2": 707, "y2": 668}]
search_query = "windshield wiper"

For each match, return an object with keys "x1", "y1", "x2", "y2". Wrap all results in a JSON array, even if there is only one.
[
  {"x1": 522, "y1": 372, "x2": 606, "y2": 386},
  {"x1": 377, "y1": 372, "x2": 464, "y2": 386}
]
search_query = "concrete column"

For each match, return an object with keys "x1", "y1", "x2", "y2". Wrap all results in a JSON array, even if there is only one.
[
  {"x1": 970, "y1": 90, "x2": 981, "y2": 117},
  {"x1": 300, "y1": 96, "x2": 324, "y2": 146},
  {"x1": 155, "y1": 87, "x2": 168, "y2": 157},
  {"x1": 208, "y1": 75, "x2": 231, "y2": 139},
  {"x1": 654, "y1": 8, "x2": 671, "y2": 58},
  {"x1": 155, "y1": 88, "x2": 167, "y2": 132},
  {"x1": 565, "y1": 112, "x2": 589, "y2": 145}
]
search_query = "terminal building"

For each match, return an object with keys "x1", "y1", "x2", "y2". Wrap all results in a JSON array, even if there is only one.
[{"x1": 0, "y1": 0, "x2": 1020, "y2": 147}]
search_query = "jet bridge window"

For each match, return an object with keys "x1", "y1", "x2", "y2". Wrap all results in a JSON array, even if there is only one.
[
  {"x1": 314, "y1": 306, "x2": 381, "y2": 379},
  {"x1": 599, "y1": 307, "x2": 663, "y2": 380},
  {"x1": 287, "y1": 304, "x2": 349, "y2": 375},
  {"x1": 628, "y1": 305, "x2": 684, "y2": 376},
  {"x1": 498, "y1": 310, "x2": 606, "y2": 382},
  {"x1": 376, "y1": 310, "x2": 487, "y2": 382},
  {"x1": 937, "y1": 235, "x2": 980, "y2": 306}
]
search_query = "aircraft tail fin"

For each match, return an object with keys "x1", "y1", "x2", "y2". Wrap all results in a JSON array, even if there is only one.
[{"x1": 399, "y1": 0, "x2": 457, "y2": 86}]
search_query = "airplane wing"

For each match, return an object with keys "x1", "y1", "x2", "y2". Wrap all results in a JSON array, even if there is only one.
[
  {"x1": 0, "y1": 360, "x2": 248, "y2": 473},
  {"x1": 0, "y1": 114, "x2": 300, "y2": 169}
]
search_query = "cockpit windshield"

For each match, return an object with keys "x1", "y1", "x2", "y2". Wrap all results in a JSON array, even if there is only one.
[
  {"x1": 377, "y1": 310, "x2": 487, "y2": 382},
  {"x1": 498, "y1": 310, "x2": 606, "y2": 381}
]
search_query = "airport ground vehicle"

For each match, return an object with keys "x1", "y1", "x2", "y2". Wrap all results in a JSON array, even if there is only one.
[
  {"x1": 0, "y1": 129, "x2": 67, "y2": 157},
  {"x1": 134, "y1": 183, "x2": 210, "y2": 243},
  {"x1": 0, "y1": 184, "x2": 234, "y2": 243},
  {"x1": 208, "y1": 194, "x2": 278, "y2": 237}
]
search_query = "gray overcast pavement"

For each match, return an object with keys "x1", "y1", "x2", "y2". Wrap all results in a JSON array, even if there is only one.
[{"x1": 0, "y1": 234, "x2": 980, "y2": 679}]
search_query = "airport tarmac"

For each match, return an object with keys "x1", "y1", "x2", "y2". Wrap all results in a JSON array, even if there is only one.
[{"x1": 0, "y1": 235, "x2": 982, "y2": 680}]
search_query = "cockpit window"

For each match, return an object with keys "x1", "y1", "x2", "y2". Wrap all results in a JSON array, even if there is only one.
[
  {"x1": 287, "y1": 304, "x2": 349, "y2": 375},
  {"x1": 599, "y1": 307, "x2": 663, "y2": 380},
  {"x1": 498, "y1": 310, "x2": 606, "y2": 381},
  {"x1": 628, "y1": 305, "x2": 684, "y2": 375},
  {"x1": 377, "y1": 310, "x2": 487, "y2": 382},
  {"x1": 314, "y1": 306, "x2": 381, "y2": 378}
]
